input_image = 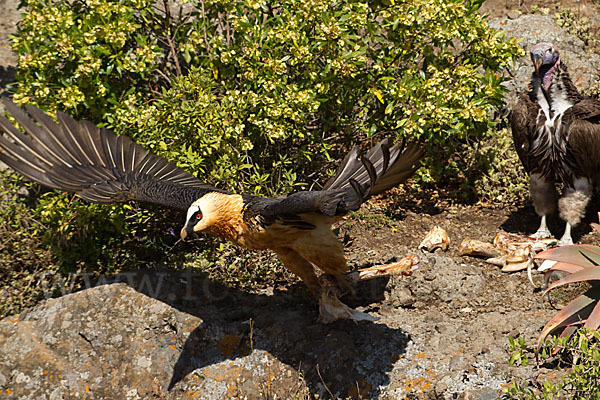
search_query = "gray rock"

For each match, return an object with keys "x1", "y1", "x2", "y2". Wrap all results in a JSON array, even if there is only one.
[
  {"x1": 0, "y1": 253, "x2": 557, "y2": 399},
  {"x1": 0, "y1": 0, "x2": 18, "y2": 104},
  {"x1": 489, "y1": 14, "x2": 600, "y2": 110},
  {"x1": 0, "y1": 281, "x2": 309, "y2": 399}
]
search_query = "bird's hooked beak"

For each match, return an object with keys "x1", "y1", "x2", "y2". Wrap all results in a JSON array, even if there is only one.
[
  {"x1": 180, "y1": 221, "x2": 195, "y2": 241},
  {"x1": 532, "y1": 52, "x2": 543, "y2": 74},
  {"x1": 530, "y1": 42, "x2": 557, "y2": 75}
]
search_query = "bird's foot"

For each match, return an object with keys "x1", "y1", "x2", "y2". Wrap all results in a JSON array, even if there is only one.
[
  {"x1": 530, "y1": 227, "x2": 553, "y2": 239},
  {"x1": 318, "y1": 291, "x2": 378, "y2": 323},
  {"x1": 556, "y1": 221, "x2": 574, "y2": 247},
  {"x1": 317, "y1": 275, "x2": 377, "y2": 323},
  {"x1": 557, "y1": 236, "x2": 574, "y2": 247}
]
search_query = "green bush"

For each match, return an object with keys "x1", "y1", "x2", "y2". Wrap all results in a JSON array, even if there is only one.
[
  {"x1": 8, "y1": 0, "x2": 522, "y2": 270},
  {"x1": 0, "y1": 170, "x2": 57, "y2": 317},
  {"x1": 505, "y1": 329, "x2": 600, "y2": 399},
  {"x1": 12, "y1": 0, "x2": 161, "y2": 120}
]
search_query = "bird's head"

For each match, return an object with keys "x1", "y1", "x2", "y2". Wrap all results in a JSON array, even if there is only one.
[
  {"x1": 180, "y1": 191, "x2": 242, "y2": 241},
  {"x1": 180, "y1": 194, "x2": 220, "y2": 240},
  {"x1": 530, "y1": 42, "x2": 559, "y2": 88}
]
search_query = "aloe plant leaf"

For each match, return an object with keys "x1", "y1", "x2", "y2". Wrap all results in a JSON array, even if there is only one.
[
  {"x1": 536, "y1": 245, "x2": 600, "y2": 266},
  {"x1": 545, "y1": 266, "x2": 600, "y2": 293},
  {"x1": 538, "y1": 289, "x2": 600, "y2": 343},
  {"x1": 548, "y1": 261, "x2": 585, "y2": 274},
  {"x1": 583, "y1": 287, "x2": 600, "y2": 330}
]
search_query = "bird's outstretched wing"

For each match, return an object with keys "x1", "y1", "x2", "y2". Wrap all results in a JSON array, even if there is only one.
[
  {"x1": 0, "y1": 99, "x2": 219, "y2": 211},
  {"x1": 324, "y1": 138, "x2": 423, "y2": 196},
  {"x1": 247, "y1": 139, "x2": 424, "y2": 224}
]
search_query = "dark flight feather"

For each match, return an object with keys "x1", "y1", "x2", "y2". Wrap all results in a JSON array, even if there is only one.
[
  {"x1": 1, "y1": 99, "x2": 424, "y2": 229},
  {"x1": 243, "y1": 139, "x2": 425, "y2": 228}
]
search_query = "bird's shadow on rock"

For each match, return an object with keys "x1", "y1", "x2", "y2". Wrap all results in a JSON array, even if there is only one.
[{"x1": 109, "y1": 268, "x2": 409, "y2": 398}]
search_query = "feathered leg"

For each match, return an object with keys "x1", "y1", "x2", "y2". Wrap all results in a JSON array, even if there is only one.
[
  {"x1": 273, "y1": 247, "x2": 376, "y2": 323},
  {"x1": 557, "y1": 178, "x2": 592, "y2": 246},
  {"x1": 530, "y1": 174, "x2": 558, "y2": 239},
  {"x1": 273, "y1": 247, "x2": 321, "y2": 292}
]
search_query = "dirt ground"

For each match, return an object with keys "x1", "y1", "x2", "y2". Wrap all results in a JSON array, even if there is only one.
[{"x1": 333, "y1": 186, "x2": 600, "y2": 396}]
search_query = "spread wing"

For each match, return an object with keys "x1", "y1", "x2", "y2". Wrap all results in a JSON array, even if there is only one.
[
  {"x1": 0, "y1": 99, "x2": 220, "y2": 211},
  {"x1": 563, "y1": 99, "x2": 600, "y2": 181},
  {"x1": 511, "y1": 92, "x2": 542, "y2": 173},
  {"x1": 243, "y1": 139, "x2": 424, "y2": 229}
]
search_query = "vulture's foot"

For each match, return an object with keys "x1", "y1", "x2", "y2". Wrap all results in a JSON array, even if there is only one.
[
  {"x1": 557, "y1": 236, "x2": 573, "y2": 246},
  {"x1": 531, "y1": 227, "x2": 552, "y2": 239},
  {"x1": 557, "y1": 222, "x2": 574, "y2": 246},
  {"x1": 530, "y1": 215, "x2": 553, "y2": 239}
]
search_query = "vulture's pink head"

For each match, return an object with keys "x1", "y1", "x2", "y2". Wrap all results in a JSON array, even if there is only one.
[{"x1": 530, "y1": 42, "x2": 559, "y2": 89}]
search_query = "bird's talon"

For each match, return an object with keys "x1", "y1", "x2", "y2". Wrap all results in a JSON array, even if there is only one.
[
  {"x1": 530, "y1": 229, "x2": 553, "y2": 239},
  {"x1": 557, "y1": 238, "x2": 574, "y2": 247},
  {"x1": 318, "y1": 291, "x2": 378, "y2": 323}
]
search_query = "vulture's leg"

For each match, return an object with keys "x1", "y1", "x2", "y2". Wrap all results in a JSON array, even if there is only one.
[
  {"x1": 558, "y1": 178, "x2": 592, "y2": 246},
  {"x1": 533, "y1": 215, "x2": 551, "y2": 239},
  {"x1": 530, "y1": 174, "x2": 557, "y2": 238}
]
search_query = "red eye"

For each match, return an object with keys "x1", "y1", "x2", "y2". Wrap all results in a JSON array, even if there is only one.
[{"x1": 196, "y1": 213, "x2": 202, "y2": 220}]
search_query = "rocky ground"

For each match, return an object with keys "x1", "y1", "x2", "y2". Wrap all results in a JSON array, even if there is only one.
[
  {"x1": 2, "y1": 198, "x2": 600, "y2": 399},
  {"x1": 2, "y1": 0, "x2": 600, "y2": 399}
]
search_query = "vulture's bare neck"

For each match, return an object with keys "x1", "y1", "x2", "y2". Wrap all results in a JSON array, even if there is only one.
[{"x1": 531, "y1": 62, "x2": 582, "y2": 119}]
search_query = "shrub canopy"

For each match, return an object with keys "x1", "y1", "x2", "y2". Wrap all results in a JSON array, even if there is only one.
[
  {"x1": 8, "y1": 0, "x2": 522, "y2": 269},
  {"x1": 13, "y1": 0, "x2": 521, "y2": 192}
]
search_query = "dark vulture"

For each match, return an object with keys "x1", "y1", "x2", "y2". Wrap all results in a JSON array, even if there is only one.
[
  {"x1": 511, "y1": 42, "x2": 600, "y2": 245},
  {"x1": 0, "y1": 99, "x2": 423, "y2": 322}
]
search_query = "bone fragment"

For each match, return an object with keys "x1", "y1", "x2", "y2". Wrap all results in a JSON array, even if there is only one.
[
  {"x1": 418, "y1": 226, "x2": 450, "y2": 252},
  {"x1": 346, "y1": 255, "x2": 418, "y2": 283},
  {"x1": 458, "y1": 239, "x2": 503, "y2": 258}
]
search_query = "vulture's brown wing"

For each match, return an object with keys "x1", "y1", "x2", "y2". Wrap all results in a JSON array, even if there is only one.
[
  {"x1": 563, "y1": 99, "x2": 600, "y2": 182},
  {"x1": 511, "y1": 92, "x2": 542, "y2": 173},
  {"x1": 564, "y1": 98, "x2": 600, "y2": 122},
  {"x1": 0, "y1": 99, "x2": 220, "y2": 211}
]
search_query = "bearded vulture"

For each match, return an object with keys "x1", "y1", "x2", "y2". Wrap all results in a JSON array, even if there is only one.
[
  {"x1": 0, "y1": 99, "x2": 423, "y2": 322},
  {"x1": 511, "y1": 42, "x2": 600, "y2": 245}
]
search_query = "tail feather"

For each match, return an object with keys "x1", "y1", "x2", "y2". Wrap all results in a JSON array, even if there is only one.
[{"x1": 325, "y1": 139, "x2": 424, "y2": 212}]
